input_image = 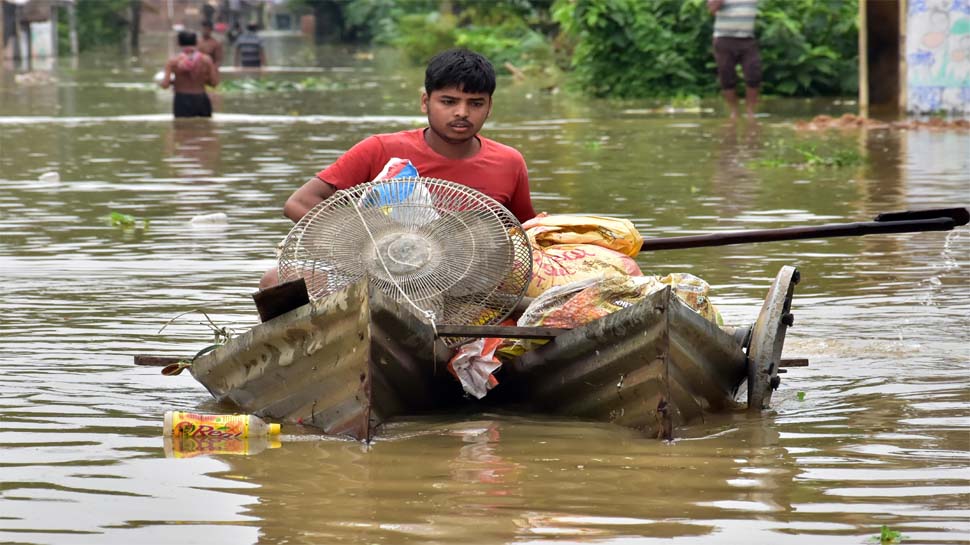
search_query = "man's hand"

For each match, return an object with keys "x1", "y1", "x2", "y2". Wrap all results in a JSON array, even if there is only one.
[
  {"x1": 159, "y1": 62, "x2": 173, "y2": 89},
  {"x1": 707, "y1": 0, "x2": 724, "y2": 15},
  {"x1": 283, "y1": 176, "x2": 337, "y2": 222}
]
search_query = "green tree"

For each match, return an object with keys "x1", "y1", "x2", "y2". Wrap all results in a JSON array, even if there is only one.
[
  {"x1": 389, "y1": 1, "x2": 557, "y2": 71},
  {"x1": 285, "y1": 0, "x2": 438, "y2": 44},
  {"x1": 552, "y1": 0, "x2": 712, "y2": 98},
  {"x1": 552, "y1": 0, "x2": 858, "y2": 98},
  {"x1": 757, "y1": 0, "x2": 858, "y2": 96},
  {"x1": 58, "y1": 0, "x2": 130, "y2": 52}
]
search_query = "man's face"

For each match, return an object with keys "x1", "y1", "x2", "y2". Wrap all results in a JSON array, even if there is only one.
[{"x1": 421, "y1": 86, "x2": 492, "y2": 145}]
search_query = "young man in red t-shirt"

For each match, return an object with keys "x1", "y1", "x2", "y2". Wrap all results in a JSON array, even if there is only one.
[{"x1": 260, "y1": 48, "x2": 536, "y2": 289}]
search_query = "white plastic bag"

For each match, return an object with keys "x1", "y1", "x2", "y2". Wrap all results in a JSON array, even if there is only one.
[{"x1": 358, "y1": 158, "x2": 440, "y2": 225}]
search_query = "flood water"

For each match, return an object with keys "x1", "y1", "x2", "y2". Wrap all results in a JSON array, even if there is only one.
[{"x1": 1, "y1": 35, "x2": 968, "y2": 545}]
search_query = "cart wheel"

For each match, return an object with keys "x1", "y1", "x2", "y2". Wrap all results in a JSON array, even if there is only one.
[{"x1": 747, "y1": 265, "x2": 799, "y2": 411}]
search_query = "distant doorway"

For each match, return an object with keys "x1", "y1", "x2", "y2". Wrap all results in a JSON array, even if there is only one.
[{"x1": 865, "y1": 0, "x2": 901, "y2": 115}]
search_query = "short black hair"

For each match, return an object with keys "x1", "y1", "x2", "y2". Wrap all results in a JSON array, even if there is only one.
[
  {"x1": 202, "y1": 21, "x2": 213, "y2": 30},
  {"x1": 246, "y1": 23, "x2": 258, "y2": 31},
  {"x1": 178, "y1": 31, "x2": 197, "y2": 47},
  {"x1": 424, "y1": 48, "x2": 496, "y2": 96}
]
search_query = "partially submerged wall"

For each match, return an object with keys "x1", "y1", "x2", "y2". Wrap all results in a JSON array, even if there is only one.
[{"x1": 906, "y1": 0, "x2": 970, "y2": 113}]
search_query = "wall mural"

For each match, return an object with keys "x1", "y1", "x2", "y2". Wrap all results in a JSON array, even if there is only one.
[{"x1": 907, "y1": 0, "x2": 970, "y2": 113}]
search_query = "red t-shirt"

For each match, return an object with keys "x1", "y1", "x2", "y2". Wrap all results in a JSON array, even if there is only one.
[{"x1": 315, "y1": 128, "x2": 536, "y2": 223}]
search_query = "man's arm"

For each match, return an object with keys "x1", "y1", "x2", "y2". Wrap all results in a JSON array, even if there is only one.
[
  {"x1": 284, "y1": 136, "x2": 381, "y2": 221},
  {"x1": 283, "y1": 176, "x2": 337, "y2": 222},
  {"x1": 206, "y1": 56, "x2": 219, "y2": 87},
  {"x1": 234, "y1": 45, "x2": 240, "y2": 67},
  {"x1": 707, "y1": 0, "x2": 723, "y2": 15},
  {"x1": 214, "y1": 43, "x2": 224, "y2": 66},
  {"x1": 159, "y1": 60, "x2": 173, "y2": 89},
  {"x1": 260, "y1": 46, "x2": 267, "y2": 67},
  {"x1": 508, "y1": 165, "x2": 537, "y2": 223}
]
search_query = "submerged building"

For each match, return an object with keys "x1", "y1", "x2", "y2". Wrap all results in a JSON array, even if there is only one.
[{"x1": 860, "y1": 0, "x2": 970, "y2": 115}]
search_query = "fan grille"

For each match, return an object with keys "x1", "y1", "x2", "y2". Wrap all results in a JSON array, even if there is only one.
[{"x1": 279, "y1": 177, "x2": 532, "y2": 330}]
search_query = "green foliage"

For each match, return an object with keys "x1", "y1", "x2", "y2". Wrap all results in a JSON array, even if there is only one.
[
  {"x1": 753, "y1": 138, "x2": 864, "y2": 169},
  {"x1": 551, "y1": 0, "x2": 713, "y2": 98},
  {"x1": 286, "y1": 0, "x2": 439, "y2": 43},
  {"x1": 796, "y1": 391, "x2": 806, "y2": 401},
  {"x1": 105, "y1": 211, "x2": 147, "y2": 228},
  {"x1": 758, "y1": 0, "x2": 858, "y2": 96},
  {"x1": 341, "y1": 0, "x2": 413, "y2": 43},
  {"x1": 872, "y1": 525, "x2": 905, "y2": 544},
  {"x1": 219, "y1": 77, "x2": 344, "y2": 93},
  {"x1": 552, "y1": 0, "x2": 858, "y2": 98},
  {"x1": 390, "y1": 2, "x2": 556, "y2": 74},
  {"x1": 392, "y1": 12, "x2": 460, "y2": 64},
  {"x1": 57, "y1": 0, "x2": 130, "y2": 52},
  {"x1": 457, "y1": 20, "x2": 555, "y2": 69}
]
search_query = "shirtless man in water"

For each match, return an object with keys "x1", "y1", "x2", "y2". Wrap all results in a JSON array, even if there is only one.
[
  {"x1": 160, "y1": 31, "x2": 219, "y2": 118},
  {"x1": 197, "y1": 21, "x2": 224, "y2": 67}
]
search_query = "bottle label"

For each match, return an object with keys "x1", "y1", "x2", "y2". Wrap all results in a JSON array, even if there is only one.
[{"x1": 170, "y1": 412, "x2": 250, "y2": 439}]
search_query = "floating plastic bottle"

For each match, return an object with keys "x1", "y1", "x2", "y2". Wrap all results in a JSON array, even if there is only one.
[
  {"x1": 189, "y1": 212, "x2": 229, "y2": 226},
  {"x1": 38, "y1": 171, "x2": 60, "y2": 183},
  {"x1": 163, "y1": 435, "x2": 281, "y2": 458},
  {"x1": 163, "y1": 411, "x2": 281, "y2": 439}
]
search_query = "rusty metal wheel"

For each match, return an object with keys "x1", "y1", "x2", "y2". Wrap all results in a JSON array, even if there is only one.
[{"x1": 747, "y1": 265, "x2": 800, "y2": 411}]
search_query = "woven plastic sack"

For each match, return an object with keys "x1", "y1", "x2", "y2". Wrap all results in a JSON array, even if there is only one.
[
  {"x1": 523, "y1": 213, "x2": 643, "y2": 257},
  {"x1": 520, "y1": 275, "x2": 662, "y2": 329},
  {"x1": 658, "y1": 273, "x2": 721, "y2": 325},
  {"x1": 527, "y1": 241, "x2": 642, "y2": 298},
  {"x1": 500, "y1": 274, "x2": 722, "y2": 357}
]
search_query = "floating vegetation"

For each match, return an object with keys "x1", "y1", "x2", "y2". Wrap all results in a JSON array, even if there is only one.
[
  {"x1": 621, "y1": 95, "x2": 714, "y2": 114},
  {"x1": 219, "y1": 77, "x2": 344, "y2": 93},
  {"x1": 105, "y1": 211, "x2": 148, "y2": 228},
  {"x1": 752, "y1": 139, "x2": 864, "y2": 169},
  {"x1": 872, "y1": 525, "x2": 906, "y2": 544},
  {"x1": 796, "y1": 391, "x2": 806, "y2": 401}
]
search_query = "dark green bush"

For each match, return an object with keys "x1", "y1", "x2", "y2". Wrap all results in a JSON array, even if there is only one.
[
  {"x1": 758, "y1": 0, "x2": 858, "y2": 96},
  {"x1": 57, "y1": 0, "x2": 129, "y2": 52},
  {"x1": 552, "y1": 0, "x2": 858, "y2": 98},
  {"x1": 552, "y1": 0, "x2": 712, "y2": 98},
  {"x1": 391, "y1": 4, "x2": 555, "y2": 72}
]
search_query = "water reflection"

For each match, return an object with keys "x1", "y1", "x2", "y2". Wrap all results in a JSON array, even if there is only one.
[
  {"x1": 164, "y1": 118, "x2": 222, "y2": 177},
  {"x1": 709, "y1": 120, "x2": 763, "y2": 218},
  {"x1": 201, "y1": 415, "x2": 813, "y2": 543}
]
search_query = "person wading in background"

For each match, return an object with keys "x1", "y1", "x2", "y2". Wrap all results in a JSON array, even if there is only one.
[
  {"x1": 708, "y1": 0, "x2": 762, "y2": 120},
  {"x1": 159, "y1": 31, "x2": 219, "y2": 118},
  {"x1": 197, "y1": 21, "x2": 224, "y2": 67},
  {"x1": 235, "y1": 23, "x2": 266, "y2": 68}
]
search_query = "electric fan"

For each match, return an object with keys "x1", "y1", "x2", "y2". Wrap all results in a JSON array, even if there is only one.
[{"x1": 278, "y1": 177, "x2": 532, "y2": 331}]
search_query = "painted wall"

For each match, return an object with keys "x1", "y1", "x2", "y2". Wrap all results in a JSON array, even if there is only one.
[{"x1": 906, "y1": 0, "x2": 970, "y2": 113}]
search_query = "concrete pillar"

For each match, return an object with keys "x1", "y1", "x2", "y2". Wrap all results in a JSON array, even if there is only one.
[
  {"x1": 49, "y1": 2, "x2": 57, "y2": 58},
  {"x1": 67, "y1": 2, "x2": 77, "y2": 55}
]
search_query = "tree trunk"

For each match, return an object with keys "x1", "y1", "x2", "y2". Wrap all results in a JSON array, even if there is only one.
[
  {"x1": 129, "y1": 0, "x2": 141, "y2": 54},
  {"x1": 67, "y1": 3, "x2": 78, "y2": 56},
  {"x1": 312, "y1": 0, "x2": 343, "y2": 44}
]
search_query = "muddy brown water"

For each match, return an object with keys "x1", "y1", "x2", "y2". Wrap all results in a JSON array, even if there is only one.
[{"x1": 1, "y1": 38, "x2": 968, "y2": 545}]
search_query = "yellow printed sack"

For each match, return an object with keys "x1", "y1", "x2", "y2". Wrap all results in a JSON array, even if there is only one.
[
  {"x1": 523, "y1": 213, "x2": 644, "y2": 257},
  {"x1": 527, "y1": 242, "x2": 643, "y2": 298}
]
